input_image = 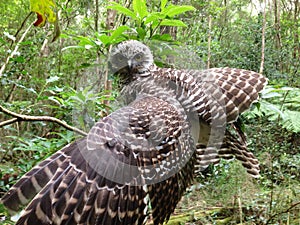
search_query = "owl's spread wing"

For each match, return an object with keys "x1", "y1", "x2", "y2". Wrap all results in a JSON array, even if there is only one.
[
  {"x1": 193, "y1": 68, "x2": 267, "y2": 177},
  {"x1": 147, "y1": 66, "x2": 267, "y2": 177},
  {"x1": 2, "y1": 96, "x2": 195, "y2": 225},
  {"x1": 194, "y1": 67, "x2": 267, "y2": 123}
]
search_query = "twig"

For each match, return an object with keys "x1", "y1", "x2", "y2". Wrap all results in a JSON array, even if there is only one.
[
  {"x1": 0, "y1": 22, "x2": 33, "y2": 77},
  {"x1": 266, "y1": 201, "x2": 300, "y2": 224},
  {"x1": 0, "y1": 104, "x2": 87, "y2": 136},
  {"x1": 11, "y1": 12, "x2": 34, "y2": 48}
]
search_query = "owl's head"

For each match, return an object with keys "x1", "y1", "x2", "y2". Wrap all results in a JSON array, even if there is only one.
[{"x1": 109, "y1": 40, "x2": 154, "y2": 78}]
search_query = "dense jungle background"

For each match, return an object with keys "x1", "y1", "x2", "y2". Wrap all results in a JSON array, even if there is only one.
[{"x1": 0, "y1": 0, "x2": 299, "y2": 224}]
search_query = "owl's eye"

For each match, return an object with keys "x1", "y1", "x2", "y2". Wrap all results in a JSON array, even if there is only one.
[
  {"x1": 115, "y1": 54, "x2": 126, "y2": 62},
  {"x1": 134, "y1": 53, "x2": 143, "y2": 62}
]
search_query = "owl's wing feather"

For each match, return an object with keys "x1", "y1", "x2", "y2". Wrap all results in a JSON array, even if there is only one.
[
  {"x1": 194, "y1": 67, "x2": 268, "y2": 123},
  {"x1": 1, "y1": 147, "x2": 71, "y2": 214},
  {"x1": 192, "y1": 68, "x2": 267, "y2": 177},
  {"x1": 2, "y1": 95, "x2": 195, "y2": 225}
]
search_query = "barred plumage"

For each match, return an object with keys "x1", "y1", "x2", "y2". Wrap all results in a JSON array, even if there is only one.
[{"x1": 2, "y1": 40, "x2": 267, "y2": 225}]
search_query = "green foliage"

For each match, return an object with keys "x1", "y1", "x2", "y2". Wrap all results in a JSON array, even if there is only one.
[
  {"x1": 245, "y1": 86, "x2": 300, "y2": 133},
  {"x1": 108, "y1": 0, "x2": 195, "y2": 40},
  {"x1": 30, "y1": 0, "x2": 56, "y2": 26}
]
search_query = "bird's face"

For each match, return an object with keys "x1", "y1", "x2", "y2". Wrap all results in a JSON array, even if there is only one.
[{"x1": 109, "y1": 40, "x2": 154, "y2": 81}]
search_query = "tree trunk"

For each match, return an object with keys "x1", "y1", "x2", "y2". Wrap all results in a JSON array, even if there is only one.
[
  {"x1": 207, "y1": 15, "x2": 212, "y2": 69},
  {"x1": 259, "y1": 0, "x2": 266, "y2": 74},
  {"x1": 273, "y1": 0, "x2": 282, "y2": 72},
  {"x1": 95, "y1": 0, "x2": 99, "y2": 32},
  {"x1": 101, "y1": 0, "x2": 118, "y2": 115}
]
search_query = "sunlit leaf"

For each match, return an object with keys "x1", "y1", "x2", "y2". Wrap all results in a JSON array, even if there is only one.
[
  {"x1": 144, "y1": 13, "x2": 163, "y2": 24},
  {"x1": 161, "y1": 0, "x2": 168, "y2": 10},
  {"x1": 98, "y1": 35, "x2": 111, "y2": 45},
  {"x1": 133, "y1": 0, "x2": 148, "y2": 18},
  {"x1": 160, "y1": 19, "x2": 187, "y2": 27},
  {"x1": 162, "y1": 5, "x2": 195, "y2": 17},
  {"x1": 30, "y1": 0, "x2": 56, "y2": 27},
  {"x1": 110, "y1": 26, "x2": 130, "y2": 41},
  {"x1": 108, "y1": 3, "x2": 137, "y2": 19}
]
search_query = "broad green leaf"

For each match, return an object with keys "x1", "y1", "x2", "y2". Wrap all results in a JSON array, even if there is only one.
[
  {"x1": 75, "y1": 36, "x2": 95, "y2": 46},
  {"x1": 108, "y1": 3, "x2": 137, "y2": 19},
  {"x1": 151, "y1": 34, "x2": 173, "y2": 41},
  {"x1": 262, "y1": 101, "x2": 285, "y2": 119},
  {"x1": 137, "y1": 28, "x2": 146, "y2": 39},
  {"x1": 144, "y1": 13, "x2": 164, "y2": 24},
  {"x1": 162, "y1": 5, "x2": 195, "y2": 17},
  {"x1": 161, "y1": 0, "x2": 168, "y2": 10},
  {"x1": 133, "y1": 0, "x2": 148, "y2": 18},
  {"x1": 160, "y1": 19, "x2": 187, "y2": 27},
  {"x1": 280, "y1": 87, "x2": 295, "y2": 91},
  {"x1": 30, "y1": 0, "x2": 56, "y2": 27},
  {"x1": 98, "y1": 35, "x2": 111, "y2": 45},
  {"x1": 110, "y1": 26, "x2": 130, "y2": 41},
  {"x1": 262, "y1": 92, "x2": 281, "y2": 99}
]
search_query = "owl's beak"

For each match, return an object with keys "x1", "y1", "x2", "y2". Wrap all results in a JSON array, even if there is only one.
[{"x1": 127, "y1": 60, "x2": 133, "y2": 70}]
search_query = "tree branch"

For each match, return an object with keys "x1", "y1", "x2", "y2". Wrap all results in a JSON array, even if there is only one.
[
  {"x1": 266, "y1": 201, "x2": 300, "y2": 224},
  {"x1": 0, "y1": 105, "x2": 87, "y2": 136},
  {"x1": 0, "y1": 22, "x2": 33, "y2": 77}
]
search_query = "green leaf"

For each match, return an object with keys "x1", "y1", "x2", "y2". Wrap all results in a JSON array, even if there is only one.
[
  {"x1": 160, "y1": 19, "x2": 187, "y2": 27},
  {"x1": 137, "y1": 28, "x2": 146, "y2": 39},
  {"x1": 108, "y1": 3, "x2": 137, "y2": 19},
  {"x1": 133, "y1": 0, "x2": 148, "y2": 18},
  {"x1": 262, "y1": 92, "x2": 281, "y2": 99},
  {"x1": 281, "y1": 110, "x2": 300, "y2": 133},
  {"x1": 75, "y1": 36, "x2": 95, "y2": 46},
  {"x1": 161, "y1": 0, "x2": 168, "y2": 10},
  {"x1": 110, "y1": 26, "x2": 130, "y2": 41},
  {"x1": 151, "y1": 34, "x2": 173, "y2": 41},
  {"x1": 162, "y1": 5, "x2": 195, "y2": 17},
  {"x1": 0, "y1": 37, "x2": 6, "y2": 44},
  {"x1": 13, "y1": 56, "x2": 25, "y2": 63},
  {"x1": 98, "y1": 35, "x2": 111, "y2": 45},
  {"x1": 144, "y1": 13, "x2": 163, "y2": 24}
]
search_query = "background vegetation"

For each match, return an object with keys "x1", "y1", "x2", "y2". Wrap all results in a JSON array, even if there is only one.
[{"x1": 0, "y1": 0, "x2": 299, "y2": 224}]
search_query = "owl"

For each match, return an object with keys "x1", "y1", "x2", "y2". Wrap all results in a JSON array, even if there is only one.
[{"x1": 1, "y1": 40, "x2": 267, "y2": 225}]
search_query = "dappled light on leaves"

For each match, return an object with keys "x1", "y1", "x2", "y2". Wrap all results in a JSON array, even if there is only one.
[{"x1": 30, "y1": 0, "x2": 56, "y2": 27}]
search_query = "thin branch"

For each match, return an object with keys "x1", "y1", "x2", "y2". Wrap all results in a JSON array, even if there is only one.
[
  {"x1": 11, "y1": 12, "x2": 34, "y2": 48},
  {"x1": 0, "y1": 105, "x2": 87, "y2": 136},
  {"x1": 266, "y1": 201, "x2": 300, "y2": 225},
  {"x1": 0, "y1": 22, "x2": 33, "y2": 77}
]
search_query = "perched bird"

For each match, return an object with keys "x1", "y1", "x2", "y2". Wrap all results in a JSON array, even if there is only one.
[{"x1": 2, "y1": 40, "x2": 267, "y2": 225}]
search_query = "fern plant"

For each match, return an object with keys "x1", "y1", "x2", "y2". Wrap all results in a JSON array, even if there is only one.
[{"x1": 245, "y1": 85, "x2": 300, "y2": 133}]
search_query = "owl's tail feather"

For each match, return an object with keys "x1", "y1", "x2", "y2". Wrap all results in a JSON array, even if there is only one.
[{"x1": 195, "y1": 131, "x2": 260, "y2": 178}]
